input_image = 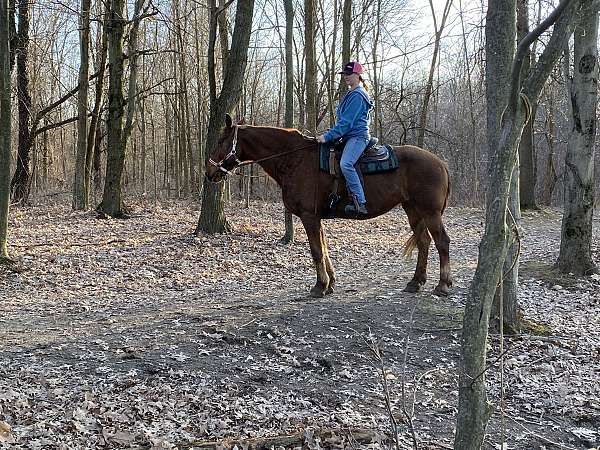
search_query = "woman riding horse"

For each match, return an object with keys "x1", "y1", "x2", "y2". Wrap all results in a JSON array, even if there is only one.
[{"x1": 206, "y1": 114, "x2": 452, "y2": 298}]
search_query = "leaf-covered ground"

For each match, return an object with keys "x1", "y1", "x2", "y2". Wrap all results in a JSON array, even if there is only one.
[{"x1": 0, "y1": 199, "x2": 598, "y2": 449}]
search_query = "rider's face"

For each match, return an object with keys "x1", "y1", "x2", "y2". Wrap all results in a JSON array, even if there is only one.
[{"x1": 343, "y1": 72, "x2": 359, "y2": 84}]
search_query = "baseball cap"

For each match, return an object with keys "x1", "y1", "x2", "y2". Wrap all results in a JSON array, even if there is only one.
[{"x1": 338, "y1": 61, "x2": 364, "y2": 75}]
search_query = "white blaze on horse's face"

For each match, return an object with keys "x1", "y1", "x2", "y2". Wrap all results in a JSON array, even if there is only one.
[{"x1": 207, "y1": 124, "x2": 241, "y2": 182}]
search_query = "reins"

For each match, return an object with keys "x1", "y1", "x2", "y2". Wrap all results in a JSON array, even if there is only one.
[{"x1": 236, "y1": 141, "x2": 318, "y2": 168}]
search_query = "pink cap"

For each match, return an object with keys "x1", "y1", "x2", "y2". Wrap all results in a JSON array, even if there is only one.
[{"x1": 338, "y1": 61, "x2": 364, "y2": 75}]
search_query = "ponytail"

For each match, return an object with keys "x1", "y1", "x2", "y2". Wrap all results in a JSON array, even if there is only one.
[{"x1": 359, "y1": 75, "x2": 369, "y2": 92}]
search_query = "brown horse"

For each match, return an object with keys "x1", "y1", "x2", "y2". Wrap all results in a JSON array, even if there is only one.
[{"x1": 206, "y1": 114, "x2": 452, "y2": 298}]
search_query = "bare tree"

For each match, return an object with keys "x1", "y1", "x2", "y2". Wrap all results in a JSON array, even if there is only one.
[
  {"x1": 196, "y1": 0, "x2": 255, "y2": 234},
  {"x1": 416, "y1": 0, "x2": 453, "y2": 148},
  {"x1": 558, "y1": 0, "x2": 598, "y2": 275},
  {"x1": 0, "y1": 0, "x2": 11, "y2": 260},
  {"x1": 10, "y1": 0, "x2": 32, "y2": 204},
  {"x1": 73, "y1": 0, "x2": 92, "y2": 210},
  {"x1": 281, "y1": 0, "x2": 295, "y2": 244},
  {"x1": 99, "y1": 0, "x2": 147, "y2": 217},
  {"x1": 305, "y1": 0, "x2": 317, "y2": 133},
  {"x1": 455, "y1": 0, "x2": 578, "y2": 447},
  {"x1": 517, "y1": 0, "x2": 539, "y2": 210}
]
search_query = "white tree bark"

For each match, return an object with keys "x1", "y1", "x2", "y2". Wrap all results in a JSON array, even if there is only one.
[{"x1": 558, "y1": 1, "x2": 599, "y2": 275}]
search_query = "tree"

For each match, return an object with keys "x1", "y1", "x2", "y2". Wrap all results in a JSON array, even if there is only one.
[
  {"x1": 304, "y1": 0, "x2": 316, "y2": 133},
  {"x1": 0, "y1": 0, "x2": 11, "y2": 261},
  {"x1": 73, "y1": 0, "x2": 92, "y2": 210},
  {"x1": 490, "y1": 0, "x2": 581, "y2": 334},
  {"x1": 98, "y1": 0, "x2": 147, "y2": 217},
  {"x1": 281, "y1": 0, "x2": 295, "y2": 244},
  {"x1": 518, "y1": 0, "x2": 540, "y2": 210},
  {"x1": 98, "y1": 0, "x2": 128, "y2": 217},
  {"x1": 455, "y1": 1, "x2": 577, "y2": 447},
  {"x1": 10, "y1": 0, "x2": 32, "y2": 204},
  {"x1": 557, "y1": 0, "x2": 598, "y2": 275},
  {"x1": 416, "y1": 0, "x2": 453, "y2": 148},
  {"x1": 195, "y1": 0, "x2": 255, "y2": 234}
]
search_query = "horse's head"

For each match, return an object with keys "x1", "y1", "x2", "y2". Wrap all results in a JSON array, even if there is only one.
[{"x1": 206, "y1": 114, "x2": 245, "y2": 183}]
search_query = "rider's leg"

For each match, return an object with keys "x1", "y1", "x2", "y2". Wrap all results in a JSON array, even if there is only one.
[{"x1": 340, "y1": 136, "x2": 369, "y2": 213}]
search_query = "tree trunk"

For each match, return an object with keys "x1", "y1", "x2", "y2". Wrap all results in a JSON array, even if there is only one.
[
  {"x1": 558, "y1": 0, "x2": 598, "y2": 275},
  {"x1": 518, "y1": 0, "x2": 539, "y2": 210},
  {"x1": 196, "y1": 0, "x2": 255, "y2": 234},
  {"x1": 73, "y1": 0, "x2": 92, "y2": 210},
  {"x1": 455, "y1": 0, "x2": 577, "y2": 447},
  {"x1": 0, "y1": 0, "x2": 11, "y2": 260},
  {"x1": 304, "y1": 0, "x2": 316, "y2": 133},
  {"x1": 338, "y1": 0, "x2": 351, "y2": 97},
  {"x1": 99, "y1": 0, "x2": 127, "y2": 217},
  {"x1": 86, "y1": 5, "x2": 108, "y2": 201},
  {"x1": 281, "y1": 0, "x2": 295, "y2": 244},
  {"x1": 10, "y1": 0, "x2": 32, "y2": 204},
  {"x1": 417, "y1": 0, "x2": 453, "y2": 148}
]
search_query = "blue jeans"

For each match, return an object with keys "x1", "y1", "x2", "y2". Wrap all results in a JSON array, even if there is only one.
[{"x1": 340, "y1": 136, "x2": 369, "y2": 205}]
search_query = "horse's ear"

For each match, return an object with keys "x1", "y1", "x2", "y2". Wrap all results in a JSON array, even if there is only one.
[
  {"x1": 225, "y1": 113, "x2": 233, "y2": 128},
  {"x1": 237, "y1": 117, "x2": 246, "y2": 126}
]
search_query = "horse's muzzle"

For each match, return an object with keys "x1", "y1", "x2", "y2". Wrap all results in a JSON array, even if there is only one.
[{"x1": 205, "y1": 171, "x2": 225, "y2": 183}]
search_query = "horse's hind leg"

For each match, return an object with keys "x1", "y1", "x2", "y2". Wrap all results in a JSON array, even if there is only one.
[
  {"x1": 403, "y1": 206, "x2": 431, "y2": 293},
  {"x1": 320, "y1": 226, "x2": 336, "y2": 294},
  {"x1": 423, "y1": 212, "x2": 452, "y2": 296},
  {"x1": 300, "y1": 214, "x2": 330, "y2": 298}
]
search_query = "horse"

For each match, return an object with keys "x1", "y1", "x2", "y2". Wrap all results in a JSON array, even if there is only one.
[{"x1": 206, "y1": 114, "x2": 452, "y2": 298}]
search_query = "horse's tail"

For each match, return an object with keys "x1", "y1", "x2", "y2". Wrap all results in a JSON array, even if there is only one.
[
  {"x1": 402, "y1": 232, "x2": 419, "y2": 258},
  {"x1": 402, "y1": 218, "x2": 428, "y2": 258},
  {"x1": 441, "y1": 163, "x2": 451, "y2": 214}
]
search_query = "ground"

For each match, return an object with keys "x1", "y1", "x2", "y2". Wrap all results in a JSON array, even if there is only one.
[{"x1": 0, "y1": 199, "x2": 599, "y2": 450}]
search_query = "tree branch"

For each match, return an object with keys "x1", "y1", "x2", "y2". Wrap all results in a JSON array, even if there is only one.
[{"x1": 508, "y1": 0, "x2": 576, "y2": 117}]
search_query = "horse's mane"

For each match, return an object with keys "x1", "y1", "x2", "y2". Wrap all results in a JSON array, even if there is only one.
[{"x1": 240, "y1": 124, "x2": 314, "y2": 141}]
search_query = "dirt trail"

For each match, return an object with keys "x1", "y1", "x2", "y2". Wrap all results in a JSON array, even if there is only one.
[{"x1": 0, "y1": 201, "x2": 598, "y2": 449}]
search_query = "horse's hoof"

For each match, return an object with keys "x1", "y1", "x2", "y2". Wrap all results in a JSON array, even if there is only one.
[
  {"x1": 433, "y1": 284, "x2": 450, "y2": 297},
  {"x1": 403, "y1": 282, "x2": 423, "y2": 293},
  {"x1": 310, "y1": 286, "x2": 325, "y2": 298},
  {"x1": 324, "y1": 286, "x2": 334, "y2": 295}
]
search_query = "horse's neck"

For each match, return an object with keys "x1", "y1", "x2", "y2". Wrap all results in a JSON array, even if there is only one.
[
  {"x1": 240, "y1": 127, "x2": 307, "y2": 183},
  {"x1": 241, "y1": 127, "x2": 302, "y2": 157}
]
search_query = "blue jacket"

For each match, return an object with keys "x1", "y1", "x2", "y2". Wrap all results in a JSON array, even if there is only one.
[{"x1": 324, "y1": 85, "x2": 374, "y2": 142}]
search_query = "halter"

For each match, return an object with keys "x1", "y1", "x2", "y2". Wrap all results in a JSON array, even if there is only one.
[{"x1": 208, "y1": 124, "x2": 242, "y2": 175}]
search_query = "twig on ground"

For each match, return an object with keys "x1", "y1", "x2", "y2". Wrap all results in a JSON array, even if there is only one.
[
  {"x1": 238, "y1": 317, "x2": 258, "y2": 329},
  {"x1": 363, "y1": 331, "x2": 402, "y2": 450},
  {"x1": 12, "y1": 239, "x2": 127, "y2": 249},
  {"x1": 184, "y1": 427, "x2": 382, "y2": 450},
  {"x1": 401, "y1": 300, "x2": 421, "y2": 449}
]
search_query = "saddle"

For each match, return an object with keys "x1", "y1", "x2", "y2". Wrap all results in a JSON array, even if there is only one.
[
  {"x1": 318, "y1": 137, "x2": 399, "y2": 217},
  {"x1": 319, "y1": 137, "x2": 399, "y2": 174}
]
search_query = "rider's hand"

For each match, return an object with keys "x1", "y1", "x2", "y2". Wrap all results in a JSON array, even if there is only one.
[{"x1": 316, "y1": 135, "x2": 326, "y2": 143}]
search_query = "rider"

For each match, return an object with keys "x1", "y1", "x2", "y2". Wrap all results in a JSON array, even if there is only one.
[{"x1": 317, "y1": 61, "x2": 374, "y2": 215}]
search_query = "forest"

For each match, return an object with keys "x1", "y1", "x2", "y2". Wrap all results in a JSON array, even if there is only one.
[{"x1": 0, "y1": 0, "x2": 599, "y2": 449}]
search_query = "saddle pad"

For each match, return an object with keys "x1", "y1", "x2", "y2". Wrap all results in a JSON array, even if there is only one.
[{"x1": 319, "y1": 143, "x2": 399, "y2": 174}]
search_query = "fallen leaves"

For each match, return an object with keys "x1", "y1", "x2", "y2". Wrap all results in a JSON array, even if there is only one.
[{"x1": 0, "y1": 201, "x2": 598, "y2": 449}]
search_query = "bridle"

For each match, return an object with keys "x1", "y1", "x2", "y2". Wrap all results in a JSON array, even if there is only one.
[
  {"x1": 208, "y1": 124, "x2": 242, "y2": 176},
  {"x1": 208, "y1": 125, "x2": 317, "y2": 178}
]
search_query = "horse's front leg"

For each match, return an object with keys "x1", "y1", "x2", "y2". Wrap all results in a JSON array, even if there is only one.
[{"x1": 300, "y1": 214, "x2": 330, "y2": 298}]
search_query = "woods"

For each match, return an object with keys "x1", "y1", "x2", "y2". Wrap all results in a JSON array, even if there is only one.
[{"x1": 1, "y1": 0, "x2": 599, "y2": 448}]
